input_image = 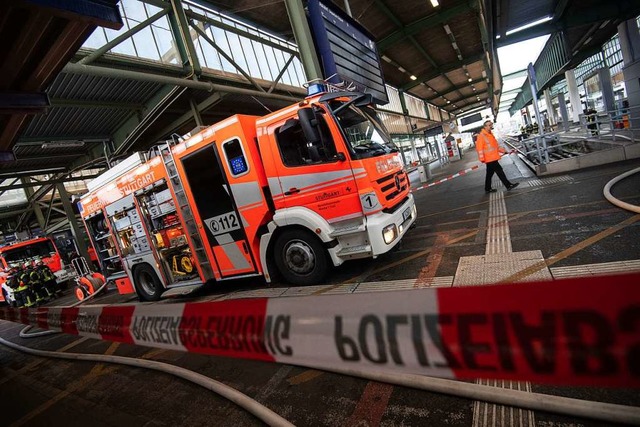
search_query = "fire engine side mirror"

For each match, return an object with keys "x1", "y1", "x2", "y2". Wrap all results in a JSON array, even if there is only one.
[
  {"x1": 335, "y1": 152, "x2": 346, "y2": 162},
  {"x1": 298, "y1": 108, "x2": 320, "y2": 144}
]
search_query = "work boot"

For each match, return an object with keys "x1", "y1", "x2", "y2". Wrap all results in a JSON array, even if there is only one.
[{"x1": 506, "y1": 183, "x2": 519, "y2": 190}]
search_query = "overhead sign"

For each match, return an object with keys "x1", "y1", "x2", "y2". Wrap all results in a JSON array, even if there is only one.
[{"x1": 307, "y1": 0, "x2": 388, "y2": 104}]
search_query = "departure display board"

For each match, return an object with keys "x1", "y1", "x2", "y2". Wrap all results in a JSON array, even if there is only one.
[{"x1": 307, "y1": 0, "x2": 388, "y2": 104}]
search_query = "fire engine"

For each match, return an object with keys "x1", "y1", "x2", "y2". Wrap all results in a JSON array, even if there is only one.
[
  {"x1": 0, "y1": 236, "x2": 73, "y2": 304},
  {"x1": 79, "y1": 90, "x2": 417, "y2": 301}
]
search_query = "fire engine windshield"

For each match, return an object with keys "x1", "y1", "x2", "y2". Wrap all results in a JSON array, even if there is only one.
[
  {"x1": 331, "y1": 103, "x2": 397, "y2": 159},
  {"x1": 1, "y1": 240, "x2": 56, "y2": 264}
]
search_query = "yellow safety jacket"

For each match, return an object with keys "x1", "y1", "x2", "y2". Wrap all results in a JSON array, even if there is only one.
[{"x1": 475, "y1": 129, "x2": 505, "y2": 163}]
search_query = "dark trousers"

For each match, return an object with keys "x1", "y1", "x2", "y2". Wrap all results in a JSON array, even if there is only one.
[{"x1": 485, "y1": 160, "x2": 511, "y2": 191}]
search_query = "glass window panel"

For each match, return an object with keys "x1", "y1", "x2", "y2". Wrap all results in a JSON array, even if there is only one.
[
  {"x1": 291, "y1": 58, "x2": 306, "y2": 87},
  {"x1": 152, "y1": 25, "x2": 179, "y2": 64},
  {"x1": 201, "y1": 28, "x2": 223, "y2": 71},
  {"x1": 144, "y1": 1, "x2": 163, "y2": 16},
  {"x1": 225, "y1": 32, "x2": 249, "y2": 74},
  {"x1": 105, "y1": 27, "x2": 137, "y2": 56},
  {"x1": 253, "y1": 42, "x2": 273, "y2": 81},
  {"x1": 273, "y1": 49, "x2": 293, "y2": 86},
  {"x1": 193, "y1": 37, "x2": 209, "y2": 69},
  {"x1": 122, "y1": 0, "x2": 147, "y2": 23},
  {"x1": 262, "y1": 45, "x2": 282, "y2": 83},
  {"x1": 240, "y1": 36, "x2": 262, "y2": 79},
  {"x1": 211, "y1": 27, "x2": 234, "y2": 72},
  {"x1": 84, "y1": 28, "x2": 107, "y2": 49},
  {"x1": 131, "y1": 26, "x2": 161, "y2": 61}
]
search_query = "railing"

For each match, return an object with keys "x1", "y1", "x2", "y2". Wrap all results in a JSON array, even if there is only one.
[
  {"x1": 505, "y1": 105, "x2": 640, "y2": 166},
  {"x1": 578, "y1": 105, "x2": 640, "y2": 143}
]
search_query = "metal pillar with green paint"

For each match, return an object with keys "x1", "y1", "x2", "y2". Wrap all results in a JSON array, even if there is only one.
[{"x1": 284, "y1": 0, "x2": 323, "y2": 82}]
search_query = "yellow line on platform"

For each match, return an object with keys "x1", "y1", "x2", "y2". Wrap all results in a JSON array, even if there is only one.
[
  {"x1": 287, "y1": 369, "x2": 324, "y2": 385},
  {"x1": 11, "y1": 342, "x2": 120, "y2": 427},
  {"x1": 501, "y1": 214, "x2": 640, "y2": 283}
]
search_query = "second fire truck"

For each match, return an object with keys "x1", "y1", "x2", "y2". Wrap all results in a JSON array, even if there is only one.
[{"x1": 79, "y1": 91, "x2": 417, "y2": 301}]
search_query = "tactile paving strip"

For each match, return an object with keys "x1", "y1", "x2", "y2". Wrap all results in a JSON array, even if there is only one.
[
  {"x1": 473, "y1": 380, "x2": 536, "y2": 427},
  {"x1": 526, "y1": 175, "x2": 573, "y2": 187},
  {"x1": 550, "y1": 259, "x2": 640, "y2": 279},
  {"x1": 453, "y1": 250, "x2": 552, "y2": 286}
]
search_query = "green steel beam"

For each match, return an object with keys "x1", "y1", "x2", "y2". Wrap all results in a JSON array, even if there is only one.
[
  {"x1": 402, "y1": 53, "x2": 485, "y2": 90},
  {"x1": 377, "y1": 0, "x2": 474, "y2": 51},
  {"x1": 284, "y1": 0, "x2": 322, "y2": 81},
  {"x1": 170, "y1": 0, "x2": 202, "y2": 75}
]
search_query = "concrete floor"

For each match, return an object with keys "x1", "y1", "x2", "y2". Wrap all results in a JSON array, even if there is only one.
[{"x1": 1, "y1": 152, "x2": 640, "y2": 426}]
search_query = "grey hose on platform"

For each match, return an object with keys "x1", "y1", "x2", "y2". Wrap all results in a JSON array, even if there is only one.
[
  {"x1": 604, "y1": 166, "x2": 640, "y2": 213},
  {"x1": 0, "y1": 335, "x2": 294, "y2": 427}
]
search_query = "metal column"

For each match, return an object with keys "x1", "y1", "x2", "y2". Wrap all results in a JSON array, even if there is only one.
[
  {"x1": 284, "y1": 0, "x2": 323, "y2": 82},
  {"x1": 56, "y1": 183, "x2": 91, "y2": 263},
  {"x1": 618, "y1": 18, "x2": 640, "y2": 128},
  {"x1": 565, "y1": 69, "x2": 581, "y2": 123},
  {"x1": 543, "y1": 88, "x2": 557, "y2": 127},
  {"x1": 21, "y1": 178, "x2": 46, "y2": 231},
  {"x1": 557, "y1": 92, "x2": 570, "y2": 131}
]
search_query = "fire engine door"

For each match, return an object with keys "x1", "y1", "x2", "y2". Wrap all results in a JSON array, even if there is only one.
[
  {"x1": 273, "y1": 110, "x2": 362, "y2": 222},
  {"x1": 180, "y1": 144, "x2": 257, "y2": 278}
]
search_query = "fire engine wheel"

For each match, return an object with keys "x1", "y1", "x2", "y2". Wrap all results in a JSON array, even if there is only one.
[
  {"x1": 133, "y1": 264, "x2": 163, "y2": 301},
  {"x1": 274, "y1": 229, "x2": 329, "y2": 286}
]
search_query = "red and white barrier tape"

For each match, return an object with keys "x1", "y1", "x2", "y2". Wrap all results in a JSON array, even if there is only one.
[
  {"x1": 1, "y1": 273, "x2": 639, "y2": 388},
  {"x1": 413, "y1": 165, "x2": 480, "y2": 192}
]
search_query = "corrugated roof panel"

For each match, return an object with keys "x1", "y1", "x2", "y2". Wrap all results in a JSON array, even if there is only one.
[{"x1": 48, "y1": 72, "x2": 161, "y2": 103}]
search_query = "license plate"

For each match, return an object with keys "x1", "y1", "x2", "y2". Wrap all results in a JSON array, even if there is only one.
[{"x1": 402, "y1": 207, "x2": 411, "y2": 222}]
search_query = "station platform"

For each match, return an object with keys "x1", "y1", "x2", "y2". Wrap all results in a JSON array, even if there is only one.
[{"x1": 2, "y1": 151, "x2": 640, "y2": 426}]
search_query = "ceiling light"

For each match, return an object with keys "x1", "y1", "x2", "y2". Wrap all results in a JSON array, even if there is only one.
[
  {"x1": 457, "y1": 54, "x2": 463, "y2": 60},
  {"x1": 468, "y1": 78, "x2": 472, "y2": 82},
  {"x1": 443, "y1": 24, "x2": 452, "y2": 35},
  {"x1": 398, "y1": 67, "x2": 406, "y2": 72},
  {"x1": 505, "y1": 15, "x2": 553, "y2": 36},
  {"x1": 473, "y1": 87, "x2": 476, "y2": 91},
  {"x1": 381, "y1": 55, "x2": 392, "y2": 63},
  {"x1": 41, "y1": 141, "x2": 85, "y2": 149},
  {"x1": 496, "y1": 34, "x2": 501, "y2": 39},
  {"x1": 452, "y1": 42, "x2": 458, "y2": 50},
  {"x1": 410, "y1": 75, "x2": 417, "y2": 80},
  {"x1": 447, "y1": 100, "x2": 451, "y2": 104},
  {"x1": 430, "y1": 0, "x2": 439, "y2": 7}
]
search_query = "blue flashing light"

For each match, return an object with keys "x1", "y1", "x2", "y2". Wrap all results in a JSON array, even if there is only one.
[{"x1": 307, "y1": 83, "x2": 326, "y2": 96}]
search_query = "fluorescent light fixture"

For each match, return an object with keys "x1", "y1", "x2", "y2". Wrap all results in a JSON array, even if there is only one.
[
  {"x1": 41, "y1": 141, "x2": 85, "y2": 149},
  {"x1": 410, "y1": 75, "x2": 417, "y2": 80},
  {"x1": 452, "y1": 42, "x2": 458, "y2": 50},
  {"x1": 457, "y1": 54, "x2": 463, "y2": 60},
  {"x1": 505, "y1": 15, "x2": 553, "y2": 36},
  {"x1": 443, "y1": 24, "x2": 451, "y2": 34},
  {"x1": 473, "y1": 87, "x2": 476, "y2": 91},
  {"x1": 381, "y1": 55, "x2": 392, "y2": 63},
  {"x1": 398, "y1": 67, "x2": 406, "y2": 72},
  {"x1": 447, "y1": 100, "x2": 451, "y2": 104},
  {"x1": 430, "y1": 0, "x2": 439, "y2": 7},
  {"x1": 468, "y1": 78, "x2": 472, "y2": 82},
  {"x1": 496, "y1": 34, "x2": 501, "y2": 39}
]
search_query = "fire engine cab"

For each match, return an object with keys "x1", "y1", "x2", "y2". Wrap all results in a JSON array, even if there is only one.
[
  {"x1": 79, "y1": 90, "x2": 417, "y2": 301},
  {"x1": 0, "y1": 237, "x2": 72, "y2": 304}
]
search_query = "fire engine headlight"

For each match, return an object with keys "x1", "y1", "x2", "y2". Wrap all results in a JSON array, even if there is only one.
[{"x1": 382, "y1": 224, "x2": 398, "y2": 244}]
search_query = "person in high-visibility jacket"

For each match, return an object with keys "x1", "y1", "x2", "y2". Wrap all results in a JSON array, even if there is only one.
[{"x1": 475, "y1": 120, "x2": 519, "y2": 193}]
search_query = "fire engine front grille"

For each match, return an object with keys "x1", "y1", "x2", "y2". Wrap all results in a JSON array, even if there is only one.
[{"x1": 376, "y1": 171, "x2": 408, "y2": 201}]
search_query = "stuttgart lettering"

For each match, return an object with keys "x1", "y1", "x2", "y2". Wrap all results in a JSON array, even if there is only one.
[{"x1": 335, "y1": 307, "x2": 640, "y2": 376}]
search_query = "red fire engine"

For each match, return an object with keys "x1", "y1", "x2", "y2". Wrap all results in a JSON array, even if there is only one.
[{"x1": 79, "y1": 91, "x2": 417, "y2": 301}]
